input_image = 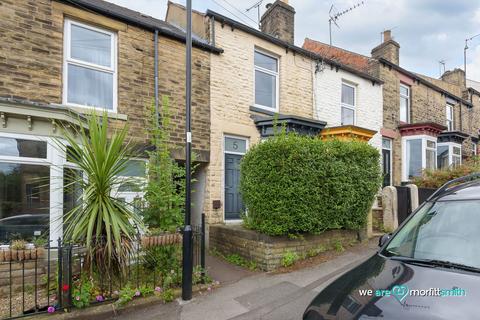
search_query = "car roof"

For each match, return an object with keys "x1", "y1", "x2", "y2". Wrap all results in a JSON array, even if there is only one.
[{"x1": 436, "y1": 181, "x2": 480, "y2": 201}]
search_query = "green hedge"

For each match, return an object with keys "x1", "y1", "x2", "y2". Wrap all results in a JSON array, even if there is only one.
[{"x1": 240, "y1": 134, "x2": 381, "y2": 236}]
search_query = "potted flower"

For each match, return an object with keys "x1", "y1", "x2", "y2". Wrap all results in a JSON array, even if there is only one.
[{"x1": 10, "y1": 240, "x2": 27, "y2": 261}]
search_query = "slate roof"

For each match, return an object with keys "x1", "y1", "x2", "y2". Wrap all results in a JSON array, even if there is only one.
[{"x1": 59, "y1": 0, "x2": 222, "y2": 53}]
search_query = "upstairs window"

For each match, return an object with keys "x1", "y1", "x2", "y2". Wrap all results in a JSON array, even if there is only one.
[
  {"x1": 64, "y1": 19, "x2": 117, "y2": 111},
  {"x1": 341, "y1": 83, "x2": 355, "y2": 125},
  {"x1": 400, "y1": 84, "x2": 410, "y2": 123},
  {"x1": 446, "y1": 103, "x2": 454, "y2": 131},
  {"x1": 254, "y1": 50, "x2": 278, "y2": 111}
]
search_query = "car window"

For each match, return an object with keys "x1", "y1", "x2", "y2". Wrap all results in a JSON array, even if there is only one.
[{"x1": 384, "y1": 200, "x2": 480, "y2": 268}]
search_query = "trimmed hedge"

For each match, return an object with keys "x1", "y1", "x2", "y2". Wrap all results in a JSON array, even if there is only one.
[{"x1": 240, "y1": 134, "x2": 381, "y2": 236}]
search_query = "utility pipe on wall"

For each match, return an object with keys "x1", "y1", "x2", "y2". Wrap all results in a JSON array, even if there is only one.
[{"x1": 154, "y1": 29, "x2": 159, "y2": 123}]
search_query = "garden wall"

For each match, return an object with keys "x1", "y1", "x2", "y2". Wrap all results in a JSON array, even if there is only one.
[{"x1": 209, "y1": 225, "x2": 359, "y2": 271}]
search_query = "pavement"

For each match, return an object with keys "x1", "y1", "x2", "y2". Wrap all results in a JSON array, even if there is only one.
[{"x1": 111, "y1": 240, "x2": 378, "y2": 320}]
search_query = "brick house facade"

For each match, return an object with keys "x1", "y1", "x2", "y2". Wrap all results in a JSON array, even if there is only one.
[
  {"x1": 0, "y1": 0, "x2": 220, "y2": 241},
  {"x1": 305, "y1": 31, "x2": 480, "y2": 186}
]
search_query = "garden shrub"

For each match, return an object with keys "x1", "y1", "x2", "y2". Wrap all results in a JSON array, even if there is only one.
[
  {"x1": 412, "y1": 156, "x2": 480, "y2": 188},
  {"x1": 240, "y1": 133, "x2": 381, "y2": 236}
]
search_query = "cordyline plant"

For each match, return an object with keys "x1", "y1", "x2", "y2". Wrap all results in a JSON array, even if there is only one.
[{"x1": 60, "y1": 112, "x2": 144, "y2": 274}]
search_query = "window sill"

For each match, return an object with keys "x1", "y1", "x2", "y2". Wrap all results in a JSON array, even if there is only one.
[
  {"x1": 52, "y1": 104, "x2": 128, "y2": 121},
  {"x1": 249, "y1": 105, "x2": 278, "y2": 116}
]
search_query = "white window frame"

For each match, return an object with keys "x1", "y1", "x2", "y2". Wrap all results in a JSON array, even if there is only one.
[
  {"x1": 254, "y1": 49, "x2": 279, "y2": 112},
  {"x1": 446, "y1": 103, "x2": 454, "y2": 131},
  {"x1": 63, "y1": 19, "x2": 118, "y2": 112},
  {"x1": 223, "y1": 134, "x2": 249, "y2": 224},
  {"x1": 111, "y1": 158, "x2": 148, "y2": 214},
  {"x1": 341, "y1": 82, "x2": 356, "y2": 125},
  {"x1": 0, "y1": 132, "x2": 65, "y2": 242},
  {"x1": 402, "y1": 135, "x2": 437, "y2": 181},
  {"x1": 437, "y1": 142, "x2": 462, "y2": 169},
  {"x1": 473, "y1": 142, "x2": 477, "y2": 156},
  {"x1": 400, "y1": 84, "x2": 410, "y2": 123}
]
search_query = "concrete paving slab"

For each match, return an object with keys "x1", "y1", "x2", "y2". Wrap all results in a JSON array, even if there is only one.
[{"x1": 234, "y1": 281, "x2": 301, "y2": 310}]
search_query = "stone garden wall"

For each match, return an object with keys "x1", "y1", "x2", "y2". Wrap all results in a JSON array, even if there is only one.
[{"x1": 209, "y1": 225, "x2": 359, "y2": 271}]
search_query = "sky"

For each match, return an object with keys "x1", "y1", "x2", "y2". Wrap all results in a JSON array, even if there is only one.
[{"x1": 107, "y1": 0, "x2": 480, "y2": 81}]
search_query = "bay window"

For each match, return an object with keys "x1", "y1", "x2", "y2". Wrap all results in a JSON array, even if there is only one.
[
  {"x1": 254, "y1": 50, "x2": 278, "y2": 111},
  {"x1": 341, "y1": 83, "x2": 355, "y2": 125},
  {"x1": 437, "y1": 143, "x2": 462, "y2": 169},
  {"x1": 63, "y1": 19, "x2": 117, "y2": 111},
  {"x1": 403, "y1": 136, "x2": 437, "y2": 181}
]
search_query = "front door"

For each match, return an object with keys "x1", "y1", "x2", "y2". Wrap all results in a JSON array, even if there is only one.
[
  {"x1": 382, "y1": 138, "x2": 392, "y2": 187},
  {"x1": 224, "y1": 153, "x2": 244, "y2": 220},
  {"x1": 224, "y1": 136, "x2": 247, "y2": 221}
]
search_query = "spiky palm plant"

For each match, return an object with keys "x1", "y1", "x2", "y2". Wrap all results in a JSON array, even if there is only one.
[{"x1": 60, "y1": 113, "x2": 144, "y2": 274}]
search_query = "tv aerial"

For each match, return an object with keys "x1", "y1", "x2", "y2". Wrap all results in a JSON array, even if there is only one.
[{"x1": 328, "y1": 1, "x2": 365, "y2": 45}]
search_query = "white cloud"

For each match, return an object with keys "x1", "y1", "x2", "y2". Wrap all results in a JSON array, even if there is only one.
[{"x1": 466, "y1": 44, "x2": 480, "y2": 82}]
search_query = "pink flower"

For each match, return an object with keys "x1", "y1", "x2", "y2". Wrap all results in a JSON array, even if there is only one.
[
  {"x1": 47, "y1": 306, "x2": 55, "y2": 313},
  {"x1": 155, "y1": 287, "x2": 162, "y2": 292},
  {"x1": 135, "y1": 291, "x2": 141, "y2": 297},
  {"x1": 75, "y1": 296, "x2": 80, "y2": 301},
  {"x1": 96, "y1": 295, "x2": 104, "y2": 302},
  {"x1": 207, "y1": 287, "x2": 212, "y2": 291}
]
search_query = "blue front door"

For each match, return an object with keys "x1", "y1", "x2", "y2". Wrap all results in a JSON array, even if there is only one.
[{"x1": 224, "y1": 153, "x2": 244, "y2": 220}]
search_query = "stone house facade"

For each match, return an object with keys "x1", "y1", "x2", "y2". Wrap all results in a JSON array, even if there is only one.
[
  {"x1": 0, "y1": 0, "x2": 221, "y2": 242},
  {"x1": 305, "y1": 31, "x2": 480, "y2": 186},
  {"x1": 167, "y1": 0, "x2": 383, "y2": 225}
]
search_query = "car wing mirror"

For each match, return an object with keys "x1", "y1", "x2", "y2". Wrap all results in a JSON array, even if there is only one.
[{"x1": 378, "y1": 233, "x2": 392, "y2": 247}]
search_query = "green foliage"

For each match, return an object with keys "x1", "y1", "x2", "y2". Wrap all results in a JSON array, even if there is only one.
[
  {"x1": 240, "y1": 134, "x2": 381, "y2": 236},
  {"x1": 72, "y1": 275, "x2": 93, "y2": 309},
  {"x1": 160, "y1": 288, "x2": 175, "y2": 303},
  {"x1": 143, "y1": 244, "x2": 181, "y2": 274},
  {"x1": 224, "y1": 253, "x2": 258, "y2": 271},
  {"x1": 139, "y1": 285, "x2": 154, "y2": 296},
  {"x1": 281, "y1": 251, "x2": 299, "y2": 267},
  {"x1": 59, "y1": 112, "x2": 144, "y2": 274},
  {"x1": 10, "y1": 239, "x2": 26, "y2": 250},
  {"x1": 143, "y1": 97, "x2": 195, "y2": 231},
  {"x1": 412, "y1": 156, "x2": 480, "y2": 188},
  {"x1": 115, "y1": 285, "x2": 136, "y2": 307},
  {"x1": 193, "y1": 266, "x2": 212, "y2": 285},
  {"x1": 332, "y1": 240, "x2": 344, "y2": 252}
]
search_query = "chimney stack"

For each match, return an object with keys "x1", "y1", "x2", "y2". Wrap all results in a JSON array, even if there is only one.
[
  {"x1": 371, "y1": 29, "x2": 400, "y2": 65},
  {"x1": 260, "y1": 0, "x2": 295, "y2": 44},
  {"x1": 441, "y1": 68, "x2": 466, "y2": 88}
]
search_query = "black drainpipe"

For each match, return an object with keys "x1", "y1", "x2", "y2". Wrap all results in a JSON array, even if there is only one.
[{"x1": 154, "y1": 29, "x2": 159, "y2": 123}]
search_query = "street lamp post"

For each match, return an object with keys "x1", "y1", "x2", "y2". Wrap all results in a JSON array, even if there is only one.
[{"x1": 181, "y1": 0, "x2": 193, "y2": 301}]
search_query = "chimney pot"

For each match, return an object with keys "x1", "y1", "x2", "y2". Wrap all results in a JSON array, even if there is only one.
[{"x1": 383, "y1": 30, "x2": 392, "y2": 42}]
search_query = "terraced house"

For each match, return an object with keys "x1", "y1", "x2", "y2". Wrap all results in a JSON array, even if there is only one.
[
  {"x1": 0, "y1": 0, "x2": 221, "y2": 242},
  {"x1": 167, "y1": 0, "x2": 383, "y2": 225},
  {"x1": 305, "y1": 30, "x2": 480, "y2": 186}
]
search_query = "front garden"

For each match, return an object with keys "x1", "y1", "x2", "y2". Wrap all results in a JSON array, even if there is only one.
[
  {"x1": 211, "y1": 131, "x2": 382, "y2": 270},
  {"x1": 0, "y1": 99, "x2": 209, "y2": 319}
]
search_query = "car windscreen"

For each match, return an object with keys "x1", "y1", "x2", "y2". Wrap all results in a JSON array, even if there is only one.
[{"x1": 383, "y1": 200, "x2": 480, "y2": 269}]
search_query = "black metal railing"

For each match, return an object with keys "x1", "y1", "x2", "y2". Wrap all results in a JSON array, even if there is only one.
[{"x1": 0, "y1": 214, "x2": 206, "y2": 319}]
